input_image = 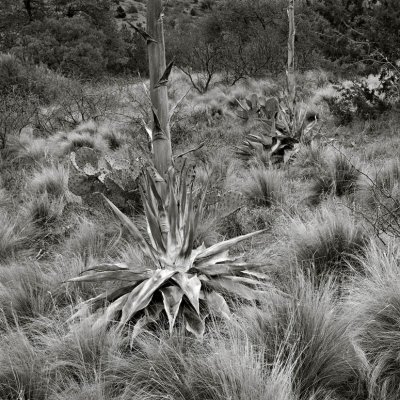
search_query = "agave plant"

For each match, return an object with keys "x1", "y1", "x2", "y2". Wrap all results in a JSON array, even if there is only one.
[
  {"x1": 235, "y1": 94, "x2": 317, "y2": 165},
  {"x1": 68, "y1": 164, "x2": 268, "y2": 337},
  {"x1": 277, "y1": 106, "x2": 318, "y2": 144}
]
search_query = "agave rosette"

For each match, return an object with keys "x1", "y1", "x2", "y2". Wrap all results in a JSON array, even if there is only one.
[{"x1": 68, "y1": 165, "x2": 268, "y2": 337}]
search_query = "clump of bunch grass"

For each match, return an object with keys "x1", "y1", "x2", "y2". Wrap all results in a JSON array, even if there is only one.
[
  {"x1": 0, "y1": 212, "x2": 34, "y2": 264},
  {"x1": 0, "y1": 264, "x2": 55, "y2": 329},
  {"x1": 284, "y1": 207, "x2": 368, "y2": 280},
  {"x1": 345, "y1": 242, "x2": 400, "y2": 399},
  {"x1": 236, "y1": 277, "x2": 365, "y2": 399},
  {"x1": 242, "y1": 167, "x2": 285, "y2": 207},
  {"x1": 29, "y1": 164, "x2": 69, "y2": 199},
  {"x1": 0, "y1": 328, "x2": 49, "y2": 400},
  {"x1": 64, "y1": 217, "x2": 122, "y2": 260},
  {"x1": 308, "y1": 151, "x2": 360, "y2": 205},
  {"x1": 26, "y1": 193, "x2": 65, "y2": 228}
]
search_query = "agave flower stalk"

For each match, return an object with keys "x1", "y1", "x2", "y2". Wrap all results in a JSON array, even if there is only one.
[{"x1": 68, "y1": 165, "x2": 268, "y2": 337}]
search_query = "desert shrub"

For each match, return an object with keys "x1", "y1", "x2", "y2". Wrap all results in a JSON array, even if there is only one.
[
  {"x1": 357, "y1": 160, "x2": 400, "y2": 239},
  {"x1": 13, "y1": 11, "x2": 132, "y2": 79},
  {"x1": 326, "y1": 68, "x2": 400, "y2": 125},
  {"x1": 0, "y1": 53, "x2": 68, "y2": 103},
  {"x1": 286, "y1": 208, "x2": 369, "y2": 281},
  {"x1": 0, "y1": 93, "x2": 37, "y2": 149},
  {"x1": 35, "y1": 81, "x2": 118, "y2": 134}
]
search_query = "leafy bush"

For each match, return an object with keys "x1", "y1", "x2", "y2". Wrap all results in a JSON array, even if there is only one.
[{"x1": 326, "y1": 68, "x2": 400, "y2": 125}]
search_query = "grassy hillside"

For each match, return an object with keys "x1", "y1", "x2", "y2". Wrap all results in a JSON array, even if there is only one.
[{"x1": 1, "y1": 51, "x2": 400, "y2": 398}]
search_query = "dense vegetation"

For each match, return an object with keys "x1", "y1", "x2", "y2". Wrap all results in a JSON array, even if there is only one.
[{"x1": 1, "y1": 0, "x2": 400, "y2": 399}]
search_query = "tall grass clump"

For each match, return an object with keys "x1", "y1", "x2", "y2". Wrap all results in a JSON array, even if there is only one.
[
  {"x1": 345, "y1": 242, "x2": 400, "y2": 400},
  {"x1": 242, "y1": 167, "x2": 285, "y2": 207},
  {"x1": 64, "y1": 217, "x2": 122, "y2": 260},
  {"x1": 0, "y1": 329, "x2": 49, "y2": 399},
  {"x1": 236, "y1": 278, "x2": 365, "y2": 399},
  {"x1": 308, "y1": 151, "x2": 360, "y2": 205},
  {"x1": 106, "y1": 327, "x2": 296, "y2": 400},
  {"x1": 284, "y1": 207, "x2": 368, "y2": 280},
  {"x1": 28, "y1": 164, "x2": 69, "y2": 199},
  {"x1": 0, "y1": 213, "x2": 34, "y2": 263},
  {"x1": 0, "y1": 264, "x2": 55, "y2": 329}
]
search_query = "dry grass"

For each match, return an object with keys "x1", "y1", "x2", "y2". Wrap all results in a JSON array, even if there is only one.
[{"x1": 282, "y1": 207, "x2": 369, "y2": 281}]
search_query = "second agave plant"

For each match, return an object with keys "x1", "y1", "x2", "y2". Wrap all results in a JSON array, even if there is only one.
[{"x1": 68, "y1": 162, "x2": 268, "y2": 337}]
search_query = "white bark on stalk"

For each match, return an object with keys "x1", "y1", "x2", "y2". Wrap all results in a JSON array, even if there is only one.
[
  {"x1": 287, "y1": 0, "x2": 296, "y2": 129},
  {"x1": 147, "y1": 0, "x2": 172, "y2": 177}
]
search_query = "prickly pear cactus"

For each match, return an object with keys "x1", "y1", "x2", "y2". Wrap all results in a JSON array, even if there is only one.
[
  {"x1": 68, "y1": 147, "x2": 143, "y2": 212},
  {"x1": 236, "y1": 94, "x2": 279, "y2": 124}
]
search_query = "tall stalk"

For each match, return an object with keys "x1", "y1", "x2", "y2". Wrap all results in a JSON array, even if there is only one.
[
  {"x1": 147, "y1": 0, "x2": 172, "y2": 177},
  {"x1": 286, "y1": 0, "x2": 296, "y2": 129}
]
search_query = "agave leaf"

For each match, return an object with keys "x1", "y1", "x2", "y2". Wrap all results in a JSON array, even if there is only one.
[
  {"x1": 93, "y1": 292, "x2": 130, "y2": 330},
  {"x1": 143, "y1": 198, "x2": 166, "y2": 253},
  {"x1": 181, "y1": 193, "x2": 195, "y2": 258},
  {"x1": 146, "y1": 169, "x2": 164, "y2": 210},
  {"x1": 119, "y1": 269, "x2": 176, "y2": 327},
  {"x1": 196, "y1": 230, "x2": 266, "y2": 261},
  {"x1": 205, "y1": 291, "x2": 231, "y2": 319},
  {"x1": 172, "y1": 273, "x2": 201, "y2": 314},
  {"x1": 168, "y1": 181, "x2": 178, "y2": 244},
  {"x1": 183, "y1": 306, "x2": 205, "y2": 338},
  {"x1": 154, "y1": 60, "x2": 174, "y2": 88},
  {"x1": 194, "y1": 250, "x2": 232, "y2": 270},
  {"x1": 102, "y1": 195, "x2": 158, "y2": 263},
  {"x1": 195, "y1": 262, "x2": 253, "y2": 276},
  {"x1": 160, "y1": 285, "x2": 184, "y2": 333},
  {"x1": 129, "y1": 303, "x2": 164, "y2": 347},
  {"x1": 206, "y1": 277, "x2": 260, "y2": 301},
  {"x1": 83, "y1": 263, "x2": 130, "y2": 273},
  {"x1": 68, "y1": 270, "x2": 151, "y2": 283},
  {"x1": 69, "y1": 285, "x2": 138, "y2": 321},
  {"x1": 126, "y1": 21, "x2": 157, "y2": 44},
  {"x1": 158, "y1": 209, "x2": 169, "y2": 242},
  {"x1": 241, "y1": 270, "x2": 271, "y2": 280},
  {"x1": 68, "y1": 284, "x2": 136, "y2": 321},
  {"x1": 222, "y1": 275, "x2": 268, "y2": 287}
]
